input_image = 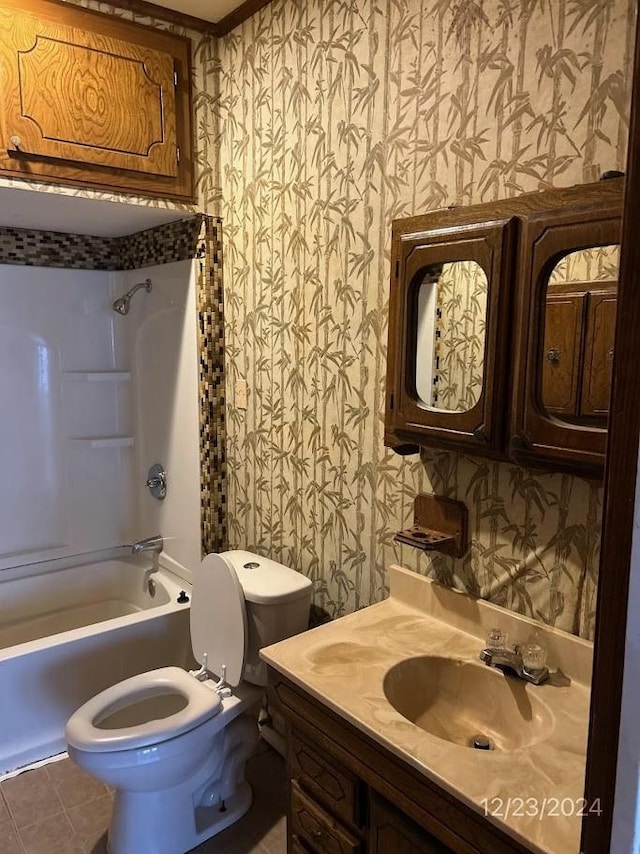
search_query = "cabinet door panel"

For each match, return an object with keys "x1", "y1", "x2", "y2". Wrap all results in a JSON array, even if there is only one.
[
  {"x1": 2, "y1": 13, "x2": 177, "y2": 177},
  {"x1": 581, "y1": 293, "x2": 617, "y2": 417},
  {"x1": 510, "y1": 188, "x2": 622, "y2": 475},
  {"x1": 370, "y1": 792, "x2": 455, "y2": 854},
  {"x1": 290, "y1": 781, "x2": 361, "y2": 854},
  {"x1": 0, "y1": 0, "x2": 193, "y2": 200},
  {"x1": 542, "y1": 294, "x2": 586, "y2": 415},
  {"x1": 385, "y1": 217, "x2": 516, "y2": 455}
]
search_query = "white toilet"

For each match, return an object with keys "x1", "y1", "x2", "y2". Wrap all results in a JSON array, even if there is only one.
[{"x1": 64, "y1": 550, "x2": 312, "y2": 854}]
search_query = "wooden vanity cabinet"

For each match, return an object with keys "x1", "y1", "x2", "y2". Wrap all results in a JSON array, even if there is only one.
[
  {"x1": 271, "y1": 671, "x2": 530, "y2": 854},
  {"x1": 0, "y1": 0, "x2": 194, "y2": 201}
]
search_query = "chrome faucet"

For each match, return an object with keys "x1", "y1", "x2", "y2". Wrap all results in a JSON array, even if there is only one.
[
  {"x1": 131, "y1": 535, "x2": 163, "y2": 555},
  {"x1": 480, "y1": 630, "x2": 549, "y2": 685}
]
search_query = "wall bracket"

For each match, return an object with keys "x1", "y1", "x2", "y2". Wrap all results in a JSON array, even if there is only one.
[{"x1": 394, "y1": 493, "x2": 468, "y2": 557}]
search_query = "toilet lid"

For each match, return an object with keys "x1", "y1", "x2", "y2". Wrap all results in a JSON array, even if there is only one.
[
  {"x1": 64, "y1": 667, "x2": 222, "y2": 752},
  {"x1": 191, "y1": 553, "x2": 247, "y2": 686}
]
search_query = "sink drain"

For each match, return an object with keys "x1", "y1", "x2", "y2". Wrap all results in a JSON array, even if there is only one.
[{"x1": 470, "y1": 734, "x2": 494, "y2": 750}]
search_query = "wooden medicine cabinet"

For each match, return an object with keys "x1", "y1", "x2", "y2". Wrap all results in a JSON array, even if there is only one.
[
  {"x1": 385, "y1": 178, "x2": 623, "y2": 476},
  {"x1": 0, "y1": 0, "x2": 194, "y2": 201}
]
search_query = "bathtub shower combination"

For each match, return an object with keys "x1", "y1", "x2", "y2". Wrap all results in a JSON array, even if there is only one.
[{"x1": 0, "y1": 549, "x2": 192, "y2": 775}]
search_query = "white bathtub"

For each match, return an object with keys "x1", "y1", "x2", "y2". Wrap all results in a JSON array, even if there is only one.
[{"x1": 0, "y1": 550, "x2": 193, "y2": 775}]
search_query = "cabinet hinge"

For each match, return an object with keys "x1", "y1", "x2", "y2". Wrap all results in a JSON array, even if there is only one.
[
  {"x1": 174, "y1": 68, "x2": 179, "y2": 87},
  {"x1": 389, "y1": 392, "x2": 394, "y2": 411},
  {"x1": 176, "y1": 146, "x2": 180, "y2": 163}
]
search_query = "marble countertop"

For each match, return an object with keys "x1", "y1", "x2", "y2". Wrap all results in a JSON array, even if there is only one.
[{"x1": 261, "y1": 564, "x2": 593, "y2": 854}]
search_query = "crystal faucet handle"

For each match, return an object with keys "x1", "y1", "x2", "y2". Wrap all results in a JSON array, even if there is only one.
[
  {"x1": 521, "y1": 642, "x2": 547, "y2": 671},
  {"x1": 486, "y1": 627, "x2": 508, "y2": 649}
]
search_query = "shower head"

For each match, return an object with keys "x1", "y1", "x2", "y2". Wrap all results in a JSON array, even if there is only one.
[
  {"x1": 113, "y1": 295, "x2": 130, "y2": 315},
  {"x1": 112, "y1": 279, "x2": 152, "y2": 316}
]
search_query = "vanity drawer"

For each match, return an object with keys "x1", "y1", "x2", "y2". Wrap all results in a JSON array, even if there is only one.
[
  {"x1": 290, "y1": 780, "x2": 362, "y2": 854},
  {"x1": 290, "y1": 730, "x2": 363, "y2": 828}
]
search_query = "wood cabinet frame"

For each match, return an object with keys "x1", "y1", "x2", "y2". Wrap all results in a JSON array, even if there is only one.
[
  {"x1": 385, "y1": 216, "x2": 517, "y2": 456},
  {"x1": 510, "y1": 204, "x2": 621, "y2": 476},
  {"x1": 385, "y1": 179, "x2": 624, "y2": 475}
]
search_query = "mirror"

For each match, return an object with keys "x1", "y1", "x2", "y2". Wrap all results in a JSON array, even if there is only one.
[
  {"x1": 415, "y1": 260, "x2": 488, "y2": 412},
  {"x1": 541, "y1": 245, "x2": 618, "y2": 424}
]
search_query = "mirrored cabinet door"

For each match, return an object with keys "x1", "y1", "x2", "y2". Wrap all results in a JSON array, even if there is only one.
[
  {"x1": 510, "y1": 187, "x2": 622, "y2": 476},
  {"x1": 385, "y1": 215, "x2": 516, "y2": 455}
]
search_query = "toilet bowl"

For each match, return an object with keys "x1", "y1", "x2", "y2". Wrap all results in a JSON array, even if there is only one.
[{"x1": 65, "y1": 550, "x2": 312, "y2": 854}]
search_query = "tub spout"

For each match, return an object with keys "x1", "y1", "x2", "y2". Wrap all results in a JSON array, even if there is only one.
[{"x1": 131, "y1": 535, "x2": 163, "y2": 555}]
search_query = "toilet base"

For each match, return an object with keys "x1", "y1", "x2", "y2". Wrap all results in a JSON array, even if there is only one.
[
  {"x1": 106, "y1": 782, "x2": 253, "y2": 854},
  {"x1": 105, "y1": 712, "x2": 259, "y2": 854}
]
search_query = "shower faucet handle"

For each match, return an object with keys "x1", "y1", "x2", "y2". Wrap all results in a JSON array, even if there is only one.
[{"x1": 146, "y1": 463, "x2": 167, "y2": 500}]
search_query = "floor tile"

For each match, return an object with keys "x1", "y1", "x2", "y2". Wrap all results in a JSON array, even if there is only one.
[
  {"x1": 65, "y1": 795, "x2": 112, "y2": 837},
  {"x1": 17, "y1": 812, "x2": 75, "y2": 854},
  {"x1": 0, "y1": 792, "x2": 11, "y2": 824},
  {"x1": 46, "y1": 759, "x2": 109, "y2": 812},
  {"x1": 0, "y1": 818, "x2": 24, "y2": 854},
  {"x1": 1, "y1": 769, "x2": 63, "y2": 829}
]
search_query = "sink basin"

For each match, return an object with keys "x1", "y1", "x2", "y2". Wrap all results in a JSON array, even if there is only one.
[{"x1": 383, "y1": 656, "x2": 554, "y2": 751}]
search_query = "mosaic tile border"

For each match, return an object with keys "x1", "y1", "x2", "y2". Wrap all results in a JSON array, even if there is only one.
[
  {"x1": 0, "y1": 217, "x2": 205, "y2": 270},
  {"x1": 0, "y1": 214, "x2": 227, "y2": 559},
  {"x1": 117, "y1": 218, "x2": 206, "y2": 270},
  {"x1": 0, "y1": 226, "x2": 117, "y2": 269},
  {"x1": 196, "y1": 217, "x2": 227, "y2": 554}
]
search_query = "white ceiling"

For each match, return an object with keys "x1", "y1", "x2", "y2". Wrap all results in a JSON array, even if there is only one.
[{"x1": 150, "y1": 0, "x2": 245, "y2": 24}]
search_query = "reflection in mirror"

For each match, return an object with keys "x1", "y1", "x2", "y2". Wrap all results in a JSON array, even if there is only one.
[
  {"x1": 542, "y1": 245, "x2": 618, "y2": 423},
  {"x1": 415, "y1": 261, "x2": 488, "y2": 412}
]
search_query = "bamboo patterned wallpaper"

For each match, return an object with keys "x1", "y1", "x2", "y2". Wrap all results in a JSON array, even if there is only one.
[
  {"x1": 219, "y1": 0, "x2": 635, "y2": 639},
  {"x1": 432, "y1": 261, "x2": 487, "y2": 411}
]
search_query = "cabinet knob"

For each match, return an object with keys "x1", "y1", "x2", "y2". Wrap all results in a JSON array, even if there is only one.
[
  {"x1": 607, "y1": 348, "x2": 614, "y2": 362},
  {"x1": 546, "y1": 348, "x2": 561, "y2": 364},
  {"x1": 9, "y1": 135, "x2": 21, "y2": 150}
]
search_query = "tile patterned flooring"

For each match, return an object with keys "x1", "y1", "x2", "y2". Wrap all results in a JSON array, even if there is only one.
[{"x1": 0, "y1": 742, "x2": 286, "y2": 854}]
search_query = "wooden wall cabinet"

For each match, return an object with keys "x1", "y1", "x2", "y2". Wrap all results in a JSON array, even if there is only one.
[
  {"x1": 0, "y1": 0, "x2": 194, "y2": 201},
  {"x1": 271, "y1": 672, "x2": 529, "y2": 854},
  {"x1": 385, "y1": 178, "x2": 623, "y2": 476}
]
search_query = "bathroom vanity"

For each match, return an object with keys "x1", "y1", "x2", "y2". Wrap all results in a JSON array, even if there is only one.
[{"x1": 262, "y1": 567, "x2": 592, "y2": 854}]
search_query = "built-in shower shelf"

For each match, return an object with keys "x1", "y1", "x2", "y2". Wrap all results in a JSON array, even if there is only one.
[
  {"x1": 63, "y1": 371, "x2": 131, "y2": 382},
  {"x1": 71, "y1": 437, "x2": 135, "y2": 448}
]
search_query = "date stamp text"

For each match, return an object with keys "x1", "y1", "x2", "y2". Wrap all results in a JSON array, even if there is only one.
[{"x1": 481, "y1": 797, "x2": 602, "y2": 820}]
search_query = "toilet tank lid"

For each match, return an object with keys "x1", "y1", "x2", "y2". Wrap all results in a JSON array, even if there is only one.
[{"x1": 220, "y1": 550, "x2": 312, "y2": 605}]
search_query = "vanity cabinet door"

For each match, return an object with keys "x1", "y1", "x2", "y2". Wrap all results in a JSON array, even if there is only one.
[
  {"x1": 385, "y1": 213, "x2": 517, "y2": 456},
  {"x1": 369, "y1": 792, "x2": 455, "y2": 854},
  {"x1": 289, "y1": 730, "x2": 363, "y2": 829},
  {"x1": 0, "y1": 0, "x2": 194, "y2": 201},
  {"x1": 581, "y1": 290, "x2": 617, "y2": 417},
  {"x1": 541, "y1": 292, "x2": 587, "y2": 416},
  {"x1": 290, "y1": 781, "x2": 362, "y2": 854}
]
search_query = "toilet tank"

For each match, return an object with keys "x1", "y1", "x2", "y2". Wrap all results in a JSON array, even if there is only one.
[{"x1": 220, "y1": 550, "x2": 313, "y2": 686}]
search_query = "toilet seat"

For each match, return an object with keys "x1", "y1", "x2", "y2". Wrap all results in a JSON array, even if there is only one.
[{"x1": 65, "y1": 666, "x2": 222, "y2": 753}]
